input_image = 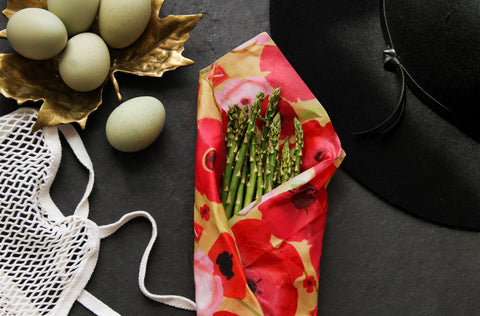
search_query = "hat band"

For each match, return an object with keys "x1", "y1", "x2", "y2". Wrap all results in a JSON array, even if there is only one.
[{"x1": 355, "y1": 0, "x2": 454, "y2": 137}]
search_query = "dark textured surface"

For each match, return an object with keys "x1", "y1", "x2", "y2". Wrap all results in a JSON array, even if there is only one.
[
  {"x1": 1, "y1": 0, "x2": 480, "y2": 315},
  {"x1": 270, "y1": 0, "x2": 480, "y2": 230}
]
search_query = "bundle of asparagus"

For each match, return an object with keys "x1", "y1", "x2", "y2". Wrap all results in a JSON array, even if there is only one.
[{"x1": 221, "y1": 88, "x2": 304, "y2": 218}]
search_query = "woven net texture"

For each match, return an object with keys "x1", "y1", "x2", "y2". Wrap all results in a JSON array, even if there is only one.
[{"x1": 0, "y1": 109, "x2": 95, "y2": 315}]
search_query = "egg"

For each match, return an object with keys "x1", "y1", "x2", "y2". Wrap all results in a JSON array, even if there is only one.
[
  {"x1": 48, "y1": 0, "x2": 100, "y2": 36},
  {"x1": 58, "y1": 33, "x2": 110, "y2": 92},
  {"x1": 6, "y1": 8, "x2": 67, "y2": 60},
  {"x1": 105, "y1": 96, "x2": 166, "y2": 152},
  {"x1": 98, "y1": 0, "x2": 151, "y2": 49}
]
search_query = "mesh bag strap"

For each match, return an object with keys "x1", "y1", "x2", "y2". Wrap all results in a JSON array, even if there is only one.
[
  {"x1": 77, "y1": 290, "x2": 121, "y2": 316},
  {"x1": 98, "y1": 211, "x2": 197, "y2": 311},
  {"x1": 57, "y1": 124, "x2": 95, "y2": 218},
  {"x1": 54, "y1": 122, "x2": 195, "y2": 312}
]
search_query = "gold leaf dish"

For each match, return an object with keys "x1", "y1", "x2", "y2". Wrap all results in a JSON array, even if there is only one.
[{"x1": 0, "y1": 0, "x2": 202, "y2": 130}]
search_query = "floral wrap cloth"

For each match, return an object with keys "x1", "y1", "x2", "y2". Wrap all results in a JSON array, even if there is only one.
[{"x1": 194, "y1": 33, "x2": 345, "y2": 316}]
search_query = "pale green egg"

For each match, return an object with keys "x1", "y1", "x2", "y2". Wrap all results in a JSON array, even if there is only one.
[
  {"x1": 58, "y1": 32, "x2": 110, "y2": 92},
  {"x1": 98, "y1": 0, "x2": 151, "y2": 49},
  {"x1": 48, "y1": 0, "x2": 100, "y2": 36},
  {"x1": 106, "y1": 96, "x2": 166, "y2": 152},
  {"x1": 6, "y1": 8, "x2": 67, "y2": 60}
]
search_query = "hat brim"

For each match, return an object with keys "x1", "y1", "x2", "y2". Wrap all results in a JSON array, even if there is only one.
[{"x1": 270, "y1": 0, "x2": 480, "y2": 230}]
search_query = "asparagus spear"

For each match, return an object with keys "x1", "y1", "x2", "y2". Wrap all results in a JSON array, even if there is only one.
[
  {"x1": 225, "y1": 92, "x2": 265, "y2": 218},
  {"x1": 221, "y1": 107, "x2": 239, "y2": 204},
  {"x1": 256, "y1": 88, "x2": 281, "y2": 198},
  {"x1": 234, "y1": 158, "x2": 248, "y2": 215},
  {"x1": 293, "y1": 117, "x2": 304, "y2": 176},
  {"x1": 255, "y1": 137, "x2": 265, "y2": 200},
  {"x1": 244, "y1": 135, "x2": 257, "y2": 207},
  {"x1": 265, "y1": 112, "x2": 281, "y2": 193},
  {"x1": 221, "y1": 104, "x2": 249, "y2": 204},
  {"x1": 222, "y1": 88, "x2": 305, "y2": 217},
  {"x1": 280, "y1": 136, "x2": 292, "y2": 183}
]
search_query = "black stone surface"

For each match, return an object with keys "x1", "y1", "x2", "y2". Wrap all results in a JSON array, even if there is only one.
[{"x1": 1, "y1": 0, "x2": 480, "y2": 315}]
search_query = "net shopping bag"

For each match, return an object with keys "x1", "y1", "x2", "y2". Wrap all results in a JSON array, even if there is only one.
[
  {"x1": 193, "y1": 33, "x2": 345, "y2": 315},
  {"x1": 0, "y1": 108, "x2": 195, "y2": 315}
]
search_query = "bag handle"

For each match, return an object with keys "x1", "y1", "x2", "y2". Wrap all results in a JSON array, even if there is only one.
[
  {"x1": 57, "y1": 124, "x2": 195, "y2": 312},
  {"x1": 77, "y1": 290, "x2": 121, "y2": 316},
  {"x1": 98, "y1": 211, "x2": 197, "y2": 312},
  {"x1": 57, "y1": 124, "x2": 95, "y2": 218}
]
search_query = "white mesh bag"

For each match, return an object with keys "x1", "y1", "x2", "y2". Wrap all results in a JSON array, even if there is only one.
[{"x1": 0, "y1": 108, "x2": 196, "y2": 315}]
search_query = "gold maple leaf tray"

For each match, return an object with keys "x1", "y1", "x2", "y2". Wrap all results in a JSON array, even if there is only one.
[{"x1": 0, "y1": 0, "x2": 202, "y2": 130}]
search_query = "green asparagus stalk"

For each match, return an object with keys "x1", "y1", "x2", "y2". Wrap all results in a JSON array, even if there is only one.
[
  {"x1": 221, "y1": 104, "x2": 249, "y2": 205},
  {"x1": 221, "y1": 107, "x2": 239, "y2": 204},
  {"x1": 280, "y1": 136, "x2": 292, "y2": 183},
  {"x1": 225, "y1": 92, "x2": 265, "y2": 218},
  {"x1": 260, "y1": 88, "x2": 281, "y2": 150},
  {"x1": 274, "y1": 157, "x2": 281, "y2": 187},
  {"x1": 293, "y1": 117, "x2": 304, "y2": 176},
  {"x1": 243, "y1": 135, "x2": 258, "y2": 207},
  {"x1": 221, "y1": 88, "x2": 305, "y2": 218},
  {"x1": 265, "y1": 112, "x2": 281, "y2": 193},
  {"x1": 255, "y1": 138, "x2": 265, "y2": 200},
  {"x1": 233, "y1": 158, "x2": 248, "y2": 215},
  {"x1": 225, "y1": 117, "x2": 234, "y2": 148},
  {"x1": 256, "y1": 88, "x2": 281, "y2": 198}
]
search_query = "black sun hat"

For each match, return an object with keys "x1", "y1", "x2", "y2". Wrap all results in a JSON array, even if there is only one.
[{"x1": 270, "y1": 0, "x2": 480, "y2": 230}]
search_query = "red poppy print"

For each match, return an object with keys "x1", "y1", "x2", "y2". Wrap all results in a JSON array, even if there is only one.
[
  {"x1": 204, "y1": 149, "x2": 217, "y2": 172},
  {"x1": 195, "y1": 118, "x2": 224, "y2": 203},
  {"x1": 303, "y1": 276, "x2": 317, "y2": 293},
  {"x1": 194, "y1": 32, "x2": 344, "y2": 316},
  {"x1": 232, "y1": 219, "x2": 305, "y2": 316},
  {"x1": 258, "y1": 183, "x2": 328, "y2": 274},
  {"x1": 209, "y1": 64, "x2": 230, "y2": 88},
  {"x1": 214, "y1": 77, "x2": 273, "y2": 113},
  {"x1": 276, "y1": 98, "x2": 297, "y2": 139},
  {"x1": 200, "y1": 204, "x2": 211, "y2": 221},
  {"x1": 208, "y1": 233, "x2": 247, "y2": 300},
  {"x1": 260, "y1": 44, "x2": 315, "y2": 103},
  {"x1": 194, "y1": 250, "x2": 224, "y2": 315},
  {"x1": 302, "y1": 120, "x2": 342, "y2": 171}
]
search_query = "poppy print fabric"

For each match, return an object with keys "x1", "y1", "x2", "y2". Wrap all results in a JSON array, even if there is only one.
[{"x1": 194, "y1": 32, "x2": 345, "y2": 316}]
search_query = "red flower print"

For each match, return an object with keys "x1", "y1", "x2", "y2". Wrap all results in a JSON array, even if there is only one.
[
  {"x1": 232, "y1": 219, "x2": 304, "y2": 316},
  {"x1": 277, "y1": 98, "x2": 297, "y2": 139},
  {"x1": 195, "y1": 118, "x2": 224, "y2": 203},
  {"x1": 194, "y1": 250, "x2": 224, "y2": 315},
  {"x1": 290, "y1": 183, "x2": 319, "y2": 211},
  {"x1": 260, "y1": 44, "x2": 315, "y2": 103},
  {"x1": 303, "y1": 276, "x2": 317, "y2": 293},
  {"x1": 214, "y1": 77, "x2": 273, "y2": 114},
  {"x1": 209, "y1": 64, "x2": 230, "y2": 88},
  {"x1": 200, "y1": 204, "x2": 210, "y2": 221},
  {"x1": 208, "y1": 233, "x2": 247, "y2": 300},
  {"x1": 302, "y1": 121, "x2": 342, "y2": 171},
  {"x1": 258, "y1": 183, "x2": 328, "y2": 276}
]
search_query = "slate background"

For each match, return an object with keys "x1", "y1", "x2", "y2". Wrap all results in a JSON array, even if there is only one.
[{"x1": 0, "y1": 0, "x2": 479, "y2": 315}]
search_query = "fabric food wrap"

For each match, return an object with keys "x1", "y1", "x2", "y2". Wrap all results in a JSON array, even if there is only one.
[{"x1": 193, "y1": 32, "x2": 345, "y2": 316}]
